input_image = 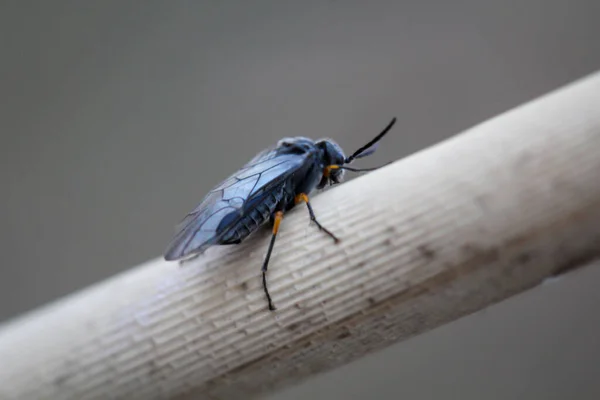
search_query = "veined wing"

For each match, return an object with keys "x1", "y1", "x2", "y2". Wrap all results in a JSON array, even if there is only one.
[{"x1": 164, "y1": 149, "x2": 307, "y2": 260}]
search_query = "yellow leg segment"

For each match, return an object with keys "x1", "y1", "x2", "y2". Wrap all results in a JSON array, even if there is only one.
[
  {"x1": 294, "y1": 193, "x2": 309, "y2": 205},
  {"x1": 323, "y1": 165, "x2": 340, "y2": 178},
  {"x1": 272, "y1": 210, "x2": 283, "y2": 234}
]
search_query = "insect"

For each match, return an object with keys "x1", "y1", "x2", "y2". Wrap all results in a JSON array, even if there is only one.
[{"x1": 164, "y1": 117, "x2": 397, "y2": 310}]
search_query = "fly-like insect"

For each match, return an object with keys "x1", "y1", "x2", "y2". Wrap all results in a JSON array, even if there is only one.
[{"x1": 164, "y1": 118, "x2": 397, "y2": 310}]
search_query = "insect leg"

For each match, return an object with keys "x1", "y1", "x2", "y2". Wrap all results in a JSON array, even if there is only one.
[
  {"x1": 294, "y1": 193, "x2": 340, "y2": 243},
  {"x1": 262, "y1": 210, "x2": 284, "y2": 311}
]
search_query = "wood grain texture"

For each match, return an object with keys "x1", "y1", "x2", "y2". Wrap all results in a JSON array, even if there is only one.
[{"x1": 1, "y1": 72, "x2": 600, "y2": 400}]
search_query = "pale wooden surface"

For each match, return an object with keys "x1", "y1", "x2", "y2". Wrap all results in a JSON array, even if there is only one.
[{"x1": 1, "y1": 72, "x2": 600, "y2": 400}]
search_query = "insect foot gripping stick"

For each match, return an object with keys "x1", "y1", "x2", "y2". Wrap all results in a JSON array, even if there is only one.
[
  {"x1": 164, "y1": 118, "x2": 396, "y2": 310},
  {"x1": 2, "y1": 72, "x2": 600, "y2": 400}
]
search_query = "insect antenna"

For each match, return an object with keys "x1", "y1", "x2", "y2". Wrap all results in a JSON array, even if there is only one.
[
  {"x1": 344, "y1": 117, "x2": 397, "y2": 164},
  {"x1": 323, "y1": 117, "x2": 396, "y2": 181},
  {"x1": 336, "y1": 163, "x2": 392, "y2": 173}
]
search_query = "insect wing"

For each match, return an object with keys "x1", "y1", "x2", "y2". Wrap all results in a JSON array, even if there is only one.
[{"x1": 164, "y1": 149, "x2": 306, "y2": 260}]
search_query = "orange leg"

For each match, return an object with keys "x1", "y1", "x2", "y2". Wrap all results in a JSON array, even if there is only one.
[
  {"x1": 322, "y1": 164, "x2": 340, "y2": 179},
  {"x1": 294, "y1": 193, "x2": 340, "y2": 243}
]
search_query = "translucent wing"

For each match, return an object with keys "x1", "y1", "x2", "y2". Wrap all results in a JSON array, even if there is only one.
[{"x1": 164, "y1": 148, "x2": 306, "y2": 260}]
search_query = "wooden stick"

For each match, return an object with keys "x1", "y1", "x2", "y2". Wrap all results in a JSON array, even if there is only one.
[{"x1": 2, "y1": 72, "x2": 600, "y2": 400}]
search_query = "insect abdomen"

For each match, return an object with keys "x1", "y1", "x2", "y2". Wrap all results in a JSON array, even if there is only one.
[{"x1": 220, "y1": 189, "x2": 284, "y2": 244}]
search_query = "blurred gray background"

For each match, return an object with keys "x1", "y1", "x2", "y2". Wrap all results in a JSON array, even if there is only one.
[{"x1": 1, "y1": 1, "x2": 599, "y2": 399}]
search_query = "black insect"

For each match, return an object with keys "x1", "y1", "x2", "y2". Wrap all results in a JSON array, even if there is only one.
[{"x1": 165, "y1": 118, "x2": 397, "y2": 310}]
